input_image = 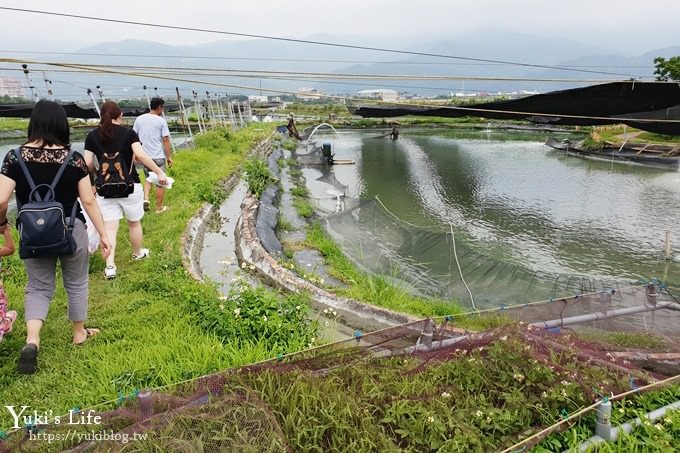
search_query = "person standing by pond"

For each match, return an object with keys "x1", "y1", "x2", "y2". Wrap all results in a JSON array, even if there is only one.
[
  {"x1": 0, "y1": 100, "x2": 112, "y2": 374},
  {"x1": 84, "y1": 101, "x2": 167, "y2": 280},
  {"x1": 133, "y1": 97, "x2": 173, "y2": 214}
]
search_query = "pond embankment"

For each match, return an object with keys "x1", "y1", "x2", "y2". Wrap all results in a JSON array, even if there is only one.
[{"x1": 181, "y1": 135, "x2": 420, "y2": 337}]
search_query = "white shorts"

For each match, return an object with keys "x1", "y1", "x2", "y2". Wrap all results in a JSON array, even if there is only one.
[{"x1": 97, "y1": 183, "x2": 145, "y2": 222}]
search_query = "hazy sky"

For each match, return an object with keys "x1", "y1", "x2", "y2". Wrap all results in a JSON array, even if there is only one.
[{"x1": 0, "y1": 0, "x2": 678, "y2": 54}]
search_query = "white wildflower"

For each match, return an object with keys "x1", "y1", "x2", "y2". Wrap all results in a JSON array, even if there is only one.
[
  {"x1": 500, "y1": 335, "x2": 508, "y2": 341},
  {"x1": 513, "y1": 373, "x2": 525, "y2": 383},
  {"x1": 262, "y1": 315, "x2": 268, "y2": 322},
  {"x1": 233, "y1": 308, "x2": 240, "y2": 317},
  {"x1": 319, "y1": 278, "x2": 325, "y2": 284},
  {"x1": 655, "y1": 423, "x2": 663, "y2": 431},
  {"x1": 441, "y1": 392, "x2": 452, "y2": 399},
  {"x1": 249, "y1": 265, "x2": 255, "y2": 270},
  {"x1": 486, "y1": 417, "x2": 492, "y2": 423},
  {"x1": 541, "y1": 391, "x2": 548, "y2": 398},
  {"x1": 475, "y1": 410, "x2": 483, "y2": 417},
  {"x1": 219, "y1": 304, "x2": 225, "y2": 311},
  {"x1": 427, "y1": 416, "x2": 434, "y2": 423},
  {"x1": 241, "y1": 262, "x2": 247, "y2": 269}
]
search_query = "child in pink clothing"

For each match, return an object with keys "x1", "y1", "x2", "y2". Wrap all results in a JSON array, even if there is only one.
[{"x1": 0, "y1": 227, "x2": 16, "y2": 341}]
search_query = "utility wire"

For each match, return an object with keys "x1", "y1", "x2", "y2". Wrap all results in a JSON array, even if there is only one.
[
  {"x1": 4, "y1": 58, "x2": 678, "y2": 124},
  {"x1": 0, "y1": 6, "x2": 644, "y2": 79},
  {"x1": 0, "y1": 49, "x2": 657, "y2": 70}
]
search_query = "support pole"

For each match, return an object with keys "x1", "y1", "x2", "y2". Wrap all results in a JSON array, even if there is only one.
[
  {"x1": 87, "y1": 88, "x2": 101, "y2": 118},
  {"x1": 664, "y1": 231, "x2": 672, "y2": 260},
  {"x1": 42, "y1": 72, "x2": 53, "y2": 99},
  {"x1": 176, "y1": 87, "x2": 194, "y2": 148},
  {"x1": 216, "y1": 93, "x2": 226, "y2": 127},
  {"x1": 192, "y1": 91, "x2": 205, "y2": 133},
  {"x1": 205, "y1": 91, "x2": 216, "y2": 128},
  {"x1": 143, "y1": 85, "x2": 150, "y2": 110},
  {"x1": 21, "y1": 64, "x2": 39, "y2": 103},
  {"x1": 96, "y1": 85, "x2": 106, "y2": 103}
]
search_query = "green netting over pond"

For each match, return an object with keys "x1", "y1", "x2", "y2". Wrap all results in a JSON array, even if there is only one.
[
  {"x1": 3, "y1": 317, "x2": 679, "y2": 452},
  {"x1": 319, "y1": 196, "x2": 673, "y2": 311}
]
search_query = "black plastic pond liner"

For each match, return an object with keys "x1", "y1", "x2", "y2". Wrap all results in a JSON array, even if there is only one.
[
  {"x1": 0, "y1": 102, "x2": 179, "y2": 119},
  {"x1": 256, "y1": 185, "x2": 283, "y2": 256},
  {"x1": 352, "y1": 81, "x2": 680, "y2": 135}
]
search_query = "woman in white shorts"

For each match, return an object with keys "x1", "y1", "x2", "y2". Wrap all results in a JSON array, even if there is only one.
[{"x1": 84, "y1": 101, "x2": 167, "y2": 279}]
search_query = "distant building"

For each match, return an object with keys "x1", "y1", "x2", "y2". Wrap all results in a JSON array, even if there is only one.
[
  {"x1": 357, "y1": 89, "x2": 398, "y2": 101},
  {"x1": 248, "y1": 95, "x2": 268, "y2": 103},
  {"x1": 0, "y1": 77, "x2": 25, "y2": 97},
  {"x1": 296, "y1": 88, "x2": 324, "y2": 100}
]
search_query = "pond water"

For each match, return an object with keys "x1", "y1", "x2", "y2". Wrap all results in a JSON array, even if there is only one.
[{"x1": 300, "y1": 128, "x2": 680, "y2": 308}]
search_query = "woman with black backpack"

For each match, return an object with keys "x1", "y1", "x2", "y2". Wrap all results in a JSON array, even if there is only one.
[
  {"x1": 0, "y1": 100, "x2": 112, "y2": 374},
  {"x1": 84, "y1": 101, "x2": 167, "y2": 280}
]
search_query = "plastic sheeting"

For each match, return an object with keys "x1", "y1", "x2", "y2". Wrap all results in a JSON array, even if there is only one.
[{"x1": 352, "y1": 81, "x2": 680, "y2": 135}]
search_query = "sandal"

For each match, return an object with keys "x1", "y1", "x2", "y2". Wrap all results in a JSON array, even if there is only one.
[
  {"x1": 18, "y1": 343, "x2": 38, "y2": 375},
  {"x1": 155, "y1": 206, "x2": 169, "y2": 214},
  {"x1": 74, "y1": 327, "x2": 101, "y2": 346}
]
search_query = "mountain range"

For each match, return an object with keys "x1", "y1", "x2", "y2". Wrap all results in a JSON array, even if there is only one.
[{"x1": 5, "y1": 31, "x2": 680, "y2": 101}]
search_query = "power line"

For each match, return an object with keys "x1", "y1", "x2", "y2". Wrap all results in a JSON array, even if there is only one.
[
  {"x1": 0, "y1": 49, "x2": 657, "y2": 70},
  {"x1": 0, "y1": 6, "x2": 644, "y2": 79}
]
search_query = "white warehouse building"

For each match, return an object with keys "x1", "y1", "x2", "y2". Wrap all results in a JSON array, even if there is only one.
[{"x1": 357, "y1": 89, "x2": 398, "y2": 101}]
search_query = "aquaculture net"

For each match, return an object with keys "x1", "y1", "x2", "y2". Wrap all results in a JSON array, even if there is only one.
[
  {"x1": 4, "y1": 313, "x2": 680, "y2": 453},
  {"x1": 319, "y1": 196, "x2": 678, "y2": 317}
]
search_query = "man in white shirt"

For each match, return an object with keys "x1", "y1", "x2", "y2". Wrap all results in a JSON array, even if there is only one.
[{"x1": 133, "y1": 97, "x2": 173, "y2": 213}]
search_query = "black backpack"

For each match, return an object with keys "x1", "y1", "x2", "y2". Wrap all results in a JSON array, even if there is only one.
[
  {"x1": 94, "y1": 148, "x2": 135, "y2": 198},
  {"x1": 14, "y1": 148, "x2": 78, "y2": 259}
]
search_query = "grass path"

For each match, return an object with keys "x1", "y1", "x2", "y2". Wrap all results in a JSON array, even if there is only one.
[{"x1": 0, "y1": 126, "x2": 274, "y2": 431}]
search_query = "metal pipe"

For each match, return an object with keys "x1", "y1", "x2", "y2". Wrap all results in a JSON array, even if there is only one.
[
  {"x1": 176, "y1": 87, "x2": 194, "y2": 147},
  {"x1": 42, "y1": 72, "x2": 53, "y2": 99},
  {"x1": 577, "y1": 400, "x2": 680, "y2": 451},
  {"x1": 96, "y1": 85, "x2": 105, "y2": 102},
  {"x1": 530, "y1": 301, "x2": 676, "y2": 329},
  {"x1": 87, "y1": 88, "x2": 100, "y2": 117},
  {"x1": 21, "y1": 64, "x2": 39, "y2": 103}
]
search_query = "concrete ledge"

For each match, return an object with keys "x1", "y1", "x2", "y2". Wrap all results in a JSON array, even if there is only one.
[
  {"x1": 181, "y1": 138, "x2": 272, "y2": 283},
  {"x1": 235, "y1": 194, "x2": 420, "y2": 330},
  {"x1": 182, "y1": 136, "x2": 420, "y2": 331}
]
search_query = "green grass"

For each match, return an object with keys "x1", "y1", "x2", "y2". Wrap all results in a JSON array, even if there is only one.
[
  {"x1": 304, "y1": 222, "x2": 469, "y2": 320},
  {"x1": 0, "y1": 117, "x2": 29, "y2": 132},
  {"x1": 0, "y1": 124, "x2": 308, "y2": 430}
]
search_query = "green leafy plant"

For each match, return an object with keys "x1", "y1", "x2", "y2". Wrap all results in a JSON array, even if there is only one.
[{"x1": 244, "y1": 157, "x2": 274, "y2": 198}]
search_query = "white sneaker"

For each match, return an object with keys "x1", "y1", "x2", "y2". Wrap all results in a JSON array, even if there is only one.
[
  {"x1": 104, "y1": 265, "x2": 117, "y2": 280},
  {"x1": 132, "y1": 248, "x2": 150, "y2": 260}
]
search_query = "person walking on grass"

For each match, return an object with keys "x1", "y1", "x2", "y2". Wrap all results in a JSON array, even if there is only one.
[
  {"x1": 84, "y1": 101, "x2": 167, "y2": 280},
  {"x1": 0, "y1": 100, "x2": 112, "y2": 374},
  {"x1": 133, "y1": 97, "x2": 173, "y2": 214}
]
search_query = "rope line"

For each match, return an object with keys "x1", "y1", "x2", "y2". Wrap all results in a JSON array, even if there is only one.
[{"x1": 450, "y1": 223, "x2": 477, "y2": 311}]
